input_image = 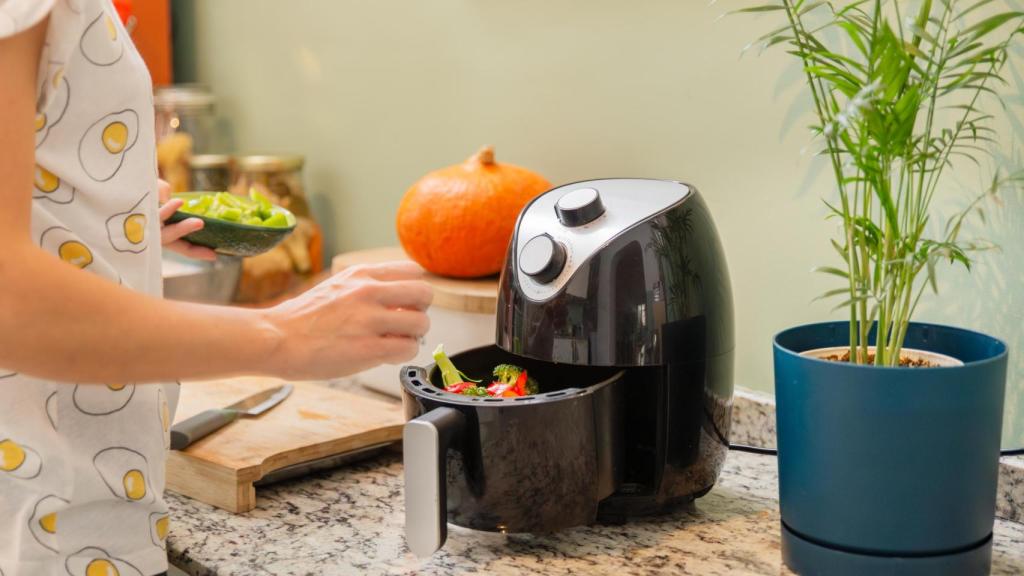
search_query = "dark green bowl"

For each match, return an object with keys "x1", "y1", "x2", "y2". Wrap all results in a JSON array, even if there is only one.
[{"x1": 168, "y1": 192, "x2": 297, "y2": 257}]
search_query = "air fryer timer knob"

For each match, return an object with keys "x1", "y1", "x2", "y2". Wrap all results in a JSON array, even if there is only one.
[
  {"x1": 555, "y1": 187, "x2": 605, "y2": 227},
  {"x1": 519, "y1": 233, "x2": 566, "y2": 284}
]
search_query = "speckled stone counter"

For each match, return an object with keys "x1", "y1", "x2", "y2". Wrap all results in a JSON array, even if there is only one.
[{"x1": 166, "y1": 448, "x2": 1024, "y2": 576}]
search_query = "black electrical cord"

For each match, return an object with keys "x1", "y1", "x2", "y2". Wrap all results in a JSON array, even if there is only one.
[
  {"x1": 728, "y1": 443, "x2": 1024, "y2": 457},
  {"x1": 728, "y1": 443, "x2": 778, "y2": 455}
]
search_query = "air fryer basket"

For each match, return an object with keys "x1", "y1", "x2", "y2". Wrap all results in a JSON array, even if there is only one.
[{"x1": 401, "y1": 345, "x2": 624, "y2": 555}]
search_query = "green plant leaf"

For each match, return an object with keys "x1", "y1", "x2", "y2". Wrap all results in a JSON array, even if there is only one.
[
  {"x1": 813, "y1": 287, "x2": 853, "y2": 302},
  {"x1": 963, "y1": 12, "x2": 1024, "y2": 40},
  {"x1": 838, "y1": 21, "x2": 869, "y2": 57},
  {"x1": 925, "y1": 257, "x2": 939, "y2": 294},
  {"x1": 902, "y1": 40, "x2": 929, "y2": 60},
  {"x1": 727, "y1": 4, "x2": 785, "y2": 18},
  {"x1": 955, "y1": 0, "x2": 999, "y2": 23},
  {"x1": 812, "y1": 266, "x2": 850, "y2": 278},
  {"x1": 831, "y1": 295, "x2": 869, "y2": 311},
  {"x1": 831, "y1": 238, "x2": 850, "y2": 262},
  {"x1": 906, "y1": 25, "x2": 938, "y2": 47},
  {"x1": 835, "y1": 0, "x2": 874, "y2": 19}
]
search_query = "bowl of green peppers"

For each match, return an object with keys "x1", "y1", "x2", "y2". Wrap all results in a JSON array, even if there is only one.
[{"x1": 167, "y1": 190, "x2": 297, "y2": 257}]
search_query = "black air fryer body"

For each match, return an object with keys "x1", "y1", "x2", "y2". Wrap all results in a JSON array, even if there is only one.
[
  {"x1": 498, "y1": 178, "x2": 734, "y2": 517},
  {"x1": 401, "y1": 178, "x2": 734, "y2": 556}
]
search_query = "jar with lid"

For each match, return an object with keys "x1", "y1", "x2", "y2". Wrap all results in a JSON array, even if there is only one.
[
  {"x1": 189, "y1": 154, "x2": 233, "y2": 192},
  {"x1": 155, "y1": 85, "x2": 217, "y2": 194},
  {"x1": 231, "y1": 154, "x2": 324, "y2": 303},
  {"x1": 232, "y1": 155, "x2": 310, "y2": 217}
]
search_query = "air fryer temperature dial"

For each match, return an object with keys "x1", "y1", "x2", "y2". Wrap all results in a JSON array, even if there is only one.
[
  {"x1": 555, "y1": 187, "x2": 605, "y2": 227},
  {"x1": 518, "y1": 233, "x2": 566, "y2": 283},
  {"x1": 514, "y1": 179, "x2": 691, "y2": 301}
]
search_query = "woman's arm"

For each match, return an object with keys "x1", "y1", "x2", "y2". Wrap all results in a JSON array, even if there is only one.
[{"x1": 0, "y1": 20, "x2": 431, "y2": 385}]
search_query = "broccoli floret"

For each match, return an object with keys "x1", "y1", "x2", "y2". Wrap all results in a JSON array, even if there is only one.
[
  {"x1": 492, "y1": 364, "x2": 522, "y2": 386},
  {"x1": 492, "y1": 364, "x2": 540, "y2": 395},
  {"x1": 433, "y1": 344, "x2": 481, "y2": 388},
  {"x1": 433, "y1": 344, "x2": 462, "y2": 387}
]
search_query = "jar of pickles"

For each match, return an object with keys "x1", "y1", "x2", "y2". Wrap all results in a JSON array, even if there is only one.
[{"x1": 231, "y1": 154, "x2": 324, "y2": 303}]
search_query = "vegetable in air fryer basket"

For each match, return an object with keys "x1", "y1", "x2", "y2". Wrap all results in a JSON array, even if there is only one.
[
  {"x1": 432, "y1": 344, "x2": 539, "y2": 398},
  {"x1": 490, "y1": 364, "x2": 539, "y2": 396}
]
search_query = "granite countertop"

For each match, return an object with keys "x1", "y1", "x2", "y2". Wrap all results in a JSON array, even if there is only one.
[{"x1": 166, "y1": 448, "x2": 1024, "y2": 576}]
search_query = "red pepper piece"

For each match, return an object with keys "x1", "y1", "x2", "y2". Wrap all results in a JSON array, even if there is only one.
[
  {"x1": 445, "y1": 382, "x2": 473, "y2": 394},
  {"x1": 513, "y1": 371, "x2": 528, "y2": 396}
]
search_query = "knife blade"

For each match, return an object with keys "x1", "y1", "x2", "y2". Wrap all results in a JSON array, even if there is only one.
[
  {"x1": 170, "y1": 384, "x2": 294, "y2": 450},
  {"x1": 225, "y1": 384, "x2": 293, "y2": 415}
]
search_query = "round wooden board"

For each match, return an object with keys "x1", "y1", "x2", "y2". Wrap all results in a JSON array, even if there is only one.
[{"x1": 331, "y1": 247, "x2": 498, "y2": 314}]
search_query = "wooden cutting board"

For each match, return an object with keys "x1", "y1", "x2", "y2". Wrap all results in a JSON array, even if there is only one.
[{"x1": 166, "y1": 378, "x2": 404, "y2": 513}]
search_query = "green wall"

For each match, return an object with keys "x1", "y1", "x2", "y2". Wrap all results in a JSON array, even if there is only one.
[{"x1": 175, "y1": 0, "x2": 1024, "y2": 448}]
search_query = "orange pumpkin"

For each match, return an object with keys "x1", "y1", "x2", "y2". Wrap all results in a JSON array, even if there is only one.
[{"x1": 397, "y1": 146, "x2": 551, "y2": 278}]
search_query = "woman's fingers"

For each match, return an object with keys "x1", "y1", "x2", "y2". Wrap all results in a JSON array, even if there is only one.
[
  {"x1": 159, "y1": 196, "x2": 216, "y2": 261},
  {"x1": 162, "y1": 217, "x2": 203, "y2": 244},
  {"x1": 374, "y1": 335, "x2": 420, "y2": 364},
  {"x1": 158, "y1": 179, "x2": 171, "y2": 203},
  {"x1": 372, "y1": 280, "x2": 433, "y2": 310},
  {"x1": 372, "y1": 308, "x2": 430, "y2": 337},
  {"x1": 159, "y1": 197, "x2": 184, "y2": 222}
]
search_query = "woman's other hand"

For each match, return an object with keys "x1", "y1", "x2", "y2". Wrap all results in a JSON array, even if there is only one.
[
  {"x1": 159, "y1": 179, "x2": 217, "y2": 261},
  {"x1": 263, "y1": 261, "x2": 433, "y2": 379}
]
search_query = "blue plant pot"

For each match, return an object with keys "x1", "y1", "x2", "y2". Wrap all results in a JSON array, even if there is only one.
[{"x1": 774, "y1": 321, "x2": 1007, "y2": 576}]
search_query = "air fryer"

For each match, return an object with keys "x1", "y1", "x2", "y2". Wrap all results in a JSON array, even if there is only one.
[{"x1": 401, "y1": 178, "x2": 734, "y2": 556}]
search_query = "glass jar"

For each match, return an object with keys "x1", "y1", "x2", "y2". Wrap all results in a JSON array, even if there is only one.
[
  {"x1": 189, "y1": 154, "x2": 232, "y2": 192},
  {"x1": 232, "y1": 155, "x2": 309, "y2": 217},
  {"x1": 154, "y1": 85, "x2": 216, "y2": 194},
  {"x1": 231, "y1": 154, "x2": 324, "y2": 303}
]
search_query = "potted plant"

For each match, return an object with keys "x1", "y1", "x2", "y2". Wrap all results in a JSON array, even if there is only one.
[{"x1": 731, "y1": 1, "x2": 1023, "y2": 574}]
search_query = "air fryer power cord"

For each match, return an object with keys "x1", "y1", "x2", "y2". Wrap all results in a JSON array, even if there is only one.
[
  {"x1": 728, "y1": 444, "x2": 1024, "y2": 457},
  {"x1": 728, "y1": 443, "x2": 778, "y2": 455}
]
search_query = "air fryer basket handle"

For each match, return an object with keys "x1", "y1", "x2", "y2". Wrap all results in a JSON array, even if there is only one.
[{"x1": 404, "y1": 405, "x2": 465, "y2": 557}]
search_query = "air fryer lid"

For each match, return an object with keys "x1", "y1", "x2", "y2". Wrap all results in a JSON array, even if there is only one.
[
  {"x1": 496, "y1": 178, "x2": 734, "y2": 367},
  {"x1": 510, "y1": 178, "x2": 690, "y2": 302}
]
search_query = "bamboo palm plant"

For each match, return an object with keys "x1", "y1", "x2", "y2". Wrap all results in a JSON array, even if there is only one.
[{"x1": 729, "y1": 0, "x2": 1024, "y2": 365}]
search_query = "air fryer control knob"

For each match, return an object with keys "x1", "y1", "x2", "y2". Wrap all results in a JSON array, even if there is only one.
[
  {"x1": 555, "y1": 187, "x2": 605, "y2": 227},
  {"x1": 519, "y1": 233, "x2": 566, "y2": 283}
]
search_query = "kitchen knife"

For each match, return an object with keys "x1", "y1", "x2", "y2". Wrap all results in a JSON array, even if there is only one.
[{"x1": 170, "y1": 384, "x2": 293, "y2": 450}]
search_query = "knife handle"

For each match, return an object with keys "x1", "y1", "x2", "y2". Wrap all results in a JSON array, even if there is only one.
[{"x1": 170, "y1": 409, "x2": 239, "y2": 450}]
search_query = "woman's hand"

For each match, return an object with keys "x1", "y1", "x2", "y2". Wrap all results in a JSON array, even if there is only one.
[
  {"x1": 159, "y1": 179, "x2": 217, "y2": 261},
  {"x1": 262, "y1": 261, "x2": 433, "y2": 380}
]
